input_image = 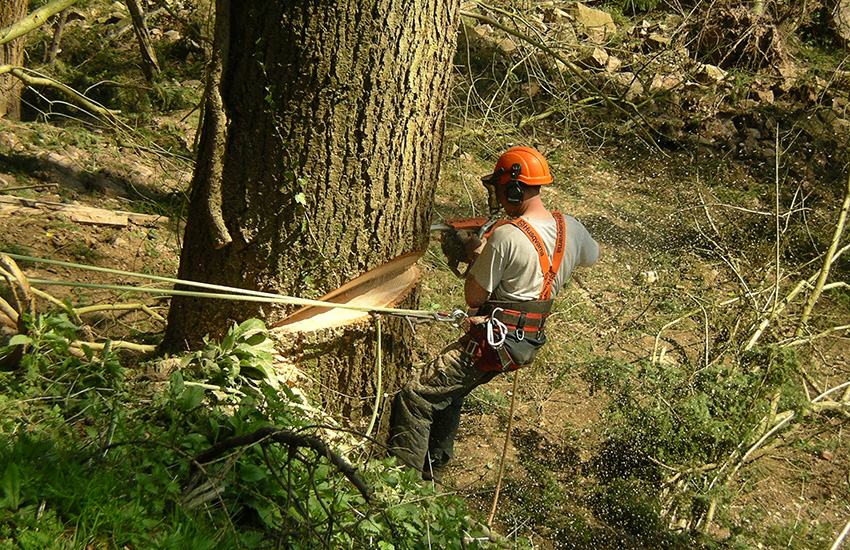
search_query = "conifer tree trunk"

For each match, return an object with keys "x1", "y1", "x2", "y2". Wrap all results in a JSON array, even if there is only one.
[
  {"x1": 163, "y1": 0, "x2": 459, "y2": 424},
  {"x1": 0, "y1": 0, "x2": 27, "y2": 120}
]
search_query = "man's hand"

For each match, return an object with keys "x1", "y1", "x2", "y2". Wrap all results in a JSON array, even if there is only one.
[{"x1": 458, "y1": 231, "x2": 486, "y2": 263}]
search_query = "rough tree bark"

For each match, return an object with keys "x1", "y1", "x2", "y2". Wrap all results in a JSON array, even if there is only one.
[
  {"x1": 163, "y1": 0, "x2": 459, "y2": 424},
  {"x1": 0, "y1": 0, "x2": 27, "y2": 120}
]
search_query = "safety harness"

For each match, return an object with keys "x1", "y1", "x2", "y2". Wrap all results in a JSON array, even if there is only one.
[{"x1": 467, "y1": 212, "x2": 567, "y2": 372}]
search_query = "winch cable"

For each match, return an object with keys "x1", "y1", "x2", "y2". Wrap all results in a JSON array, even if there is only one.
[{"x1": 4, "y1": 253, "x2": 467, "y2": 326}]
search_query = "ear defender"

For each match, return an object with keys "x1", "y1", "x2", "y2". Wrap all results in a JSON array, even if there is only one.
[{"x1": 505, "y1": 163, "x2": 525, "y2": 205}]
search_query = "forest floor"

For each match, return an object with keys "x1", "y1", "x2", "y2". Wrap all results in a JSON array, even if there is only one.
[{"x1": 1, "y1": 110, "x2": 849, "y2": 549}]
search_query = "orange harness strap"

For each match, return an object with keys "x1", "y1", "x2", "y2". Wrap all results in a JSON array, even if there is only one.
[{"x1": 510, "y1": 212, "x2": 567, "y2": 300}]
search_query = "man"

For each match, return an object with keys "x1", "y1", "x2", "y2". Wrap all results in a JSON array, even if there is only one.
[{"x1": 389, "y1": 146, "x2": 599, "y2": 480}]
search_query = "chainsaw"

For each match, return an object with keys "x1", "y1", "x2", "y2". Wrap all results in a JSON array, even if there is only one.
[{"x1": 430, "y1": 217, "x2": 511, "y2": 277}]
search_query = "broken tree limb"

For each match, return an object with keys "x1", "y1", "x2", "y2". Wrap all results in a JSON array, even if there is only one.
[
  {"x1": 0, "y1": 296, "x2": 19, "y2": 327},
  {"x1": 75, "y1": 302, "x2": 166, "y2": 323},
  {"x1": 0, "y1": 0, "x2": 79, "y2": 46},
  {"x1": 194, "y1": 425, "x2": 372, "y2": 502},
  {"x1": 46, "y1": 8, "x2": 69, "y2": 65},
  {"x1": 0, "y1": 65, "x2": 120, "y2": 121},
  {"x1": 195, "y1": 0, "x2": 232, "y2": 249},
  {"x1": 0, "y1": 255, "x2": 35, "y2": 329},
  {"x1": 745, "y1": 243, "x2": 850, "y2": 350},
  {"x1": 29, "y1": 287, "x2": 78, "y2": 322},
  {"x1": 795, "y1": 169, "x2": 850, "y2": 337},
  {"x1": 125, "y1": 0, "x2": 161, "y2": 81},
  {"x1": 72, "y1": 340, "x2": 157, "y2": 354},
  {"x1": 0, "y1": 194, "x2": 167, "y2": 227}
]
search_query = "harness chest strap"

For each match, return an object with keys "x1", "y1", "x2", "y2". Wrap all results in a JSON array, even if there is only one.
[{"x1": 509, "y1": 211, "x2": 567, "y2": 301}]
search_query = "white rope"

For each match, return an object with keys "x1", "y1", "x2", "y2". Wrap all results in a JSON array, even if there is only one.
[{"x1": 6, "y1": 253, "x2": 454, "y2": 321}]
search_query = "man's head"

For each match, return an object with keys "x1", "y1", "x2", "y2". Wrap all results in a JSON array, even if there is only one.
[{"x1": 481, "y1": 146, "x2": 553, "y2": 215}]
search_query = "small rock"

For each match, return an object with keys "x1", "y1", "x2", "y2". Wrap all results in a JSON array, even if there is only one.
[
  {"x1": 645, "y1": 32, "x2": 671, "y2": 50},
  {"x1": 564, "y1": 1, "x2": 616, "y2": 43},
  {"x1": 650, "y1": 73, "x2": 683, "y2": 92},
  {"x1": 606, "y1": 54, "x2": 622, "y2": 73},
  {"x1": 609, "y1": 72, "x2": 644, "y2": 101},
  {"x1": 543, "y1": 7, "x2": 570, "y2": 24},
  {"x1": 638, "y1": 271, "x2": 658, "y2": 285},
  {"x1": 756, "y1": 89, "x2": 775, "y2": 104},
  {"x1": 834, "y1": 0, "x2": 850, "y2": 46},
  {"x1": 695, "y1": 63, "x2": 727, "y2": 84},
  {"x1": 578, "y1": 47, "x2": 609, "y2": 70}
]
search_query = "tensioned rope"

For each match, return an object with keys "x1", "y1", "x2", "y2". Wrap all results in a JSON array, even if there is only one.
[{"x1": 4, "y1": 253, "x2": 467, "y2": 326}]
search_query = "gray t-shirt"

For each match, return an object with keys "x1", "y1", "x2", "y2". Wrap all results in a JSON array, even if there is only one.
[{"x1": 468, "y1": 213, "x2": 598, "y2": 302}]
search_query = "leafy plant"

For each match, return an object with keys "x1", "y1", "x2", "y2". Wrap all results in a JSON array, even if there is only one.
[
  {"x1": 1, "y1": 312, "x2": 506, "y2": 548},
  {"x1": 180, "y1": 318, "x2": 279, "y2": 395}
]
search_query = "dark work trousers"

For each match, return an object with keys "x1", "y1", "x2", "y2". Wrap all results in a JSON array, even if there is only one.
[{"x1": 388, "y1": 336, "x2": 499, "y2": 477}]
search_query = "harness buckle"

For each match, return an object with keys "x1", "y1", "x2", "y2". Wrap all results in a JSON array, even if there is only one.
[
  {"x1": 465, "y1": 338, "x2": 479, "y2": 357},
  {"x1": 515, "y1": 327, "x2": 525, "y2": 341}
]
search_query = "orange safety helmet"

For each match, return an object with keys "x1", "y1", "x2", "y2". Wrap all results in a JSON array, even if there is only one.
[{"x1": 485, "y1": 146, "x2": 554, "y2": 187}]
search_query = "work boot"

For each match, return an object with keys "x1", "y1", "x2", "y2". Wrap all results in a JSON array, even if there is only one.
[{"x1": 422, "y1": 462, "x2": 447, "y2": 483}]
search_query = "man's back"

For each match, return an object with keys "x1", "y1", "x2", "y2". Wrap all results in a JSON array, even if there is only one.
[{"x1": 468, "y1": 213, "x2": 599, "y2": 302}]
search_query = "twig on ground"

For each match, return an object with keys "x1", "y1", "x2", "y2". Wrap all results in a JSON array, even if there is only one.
[
  {"x1": 75, "y1": 302, "x2": 166, "y2": 323},
  {"x1": 71, "y1": 340, "x2": 156, "y2": 353}
]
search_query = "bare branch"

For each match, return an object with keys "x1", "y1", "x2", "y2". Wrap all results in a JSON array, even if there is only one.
[
  {"x1": 796, "y1": 170, "x2": 850, "y2": 336},
  {"x1": 459, "y1": 5, "x2": 662, "y2": 151},
  {"x1": 0, "y1": 65, "x2": 120, "y2": 121},
  {"x1": 194, "y1": 425, "x2": 372, "y2": 502},
  {"x1": 0, "y1": 0, "x2": 79, "y2": 46}
]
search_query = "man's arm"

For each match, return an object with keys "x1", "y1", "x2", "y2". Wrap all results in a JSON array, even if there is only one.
[{"x1": 464, "y1": 275, "x2": 490, "y2": 309}]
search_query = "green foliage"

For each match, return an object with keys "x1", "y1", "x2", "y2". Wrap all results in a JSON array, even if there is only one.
[
  {"x1": 180, "y1": 318, "x2": 279, "y2": 395},
  {"x1": 605, "y1": 0, "x2": 660, "y2": 15},
  {"x1": 585, "y1": 348, "x2": 803, "y2": 471},
  {"x1": 0, "y1": 313, "x2": 498, "y2": 549},
  {"x1": 577, "y1": 349, "x2": 807, "y2": 542}
]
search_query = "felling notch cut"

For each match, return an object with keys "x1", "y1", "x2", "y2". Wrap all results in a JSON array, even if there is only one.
[{"x1": 271, "y1": 252, "x2": 423, "y2": 335}]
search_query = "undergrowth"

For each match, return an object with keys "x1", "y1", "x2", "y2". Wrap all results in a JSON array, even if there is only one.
[{"x1": 0, "y1": 314, "x2": 507, "y2": 549}]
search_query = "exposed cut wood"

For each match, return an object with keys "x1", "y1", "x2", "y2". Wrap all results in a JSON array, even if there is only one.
[{"x1": 272, "y1": 252, "x2": 422, "y2": 335}]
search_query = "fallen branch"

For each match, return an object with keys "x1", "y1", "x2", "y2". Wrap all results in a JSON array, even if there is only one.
[
  {"x1": 72, "y1": 340, "x2": 157, "y2": 353},
  {"x1": 0, "y1": 183, "x2": 59, "y2": 193},
  {"x1": 745, "y1": 243, "x2": 850, "y2": 350},
  {"x1": 194, "y1": 425, "x2": 372, "y2": 502},
  {"x1": 0, "y1": 0, "x2": 79, "y2": 46},
  {"x1": 75, "y1": 302, "x2": 166, "y2": 323},
  {"x1": 29, "y1": 287, "x2": 77, "y2": 322},
  {"x1": 796, "y1": 170, "x2": 850, "y2": 337},
  {"x1": 0, "y1": 65, "x2": 119, "y2": 121}
]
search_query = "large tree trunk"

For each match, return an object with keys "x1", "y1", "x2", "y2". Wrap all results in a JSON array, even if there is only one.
[
  {"x1": 163, "y1": 0, "x2": 458, "y2": 424},
  {"x1": 0, "y1": 0, "x2": 27, "y2": 120}
]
